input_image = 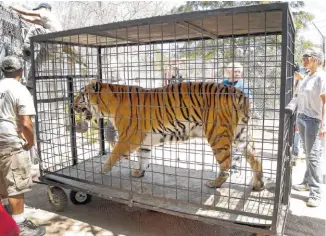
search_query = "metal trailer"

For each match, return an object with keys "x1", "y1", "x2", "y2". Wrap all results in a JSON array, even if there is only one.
[{"x1": 30, "y1": 3, "x2": 296, "y2": 236}]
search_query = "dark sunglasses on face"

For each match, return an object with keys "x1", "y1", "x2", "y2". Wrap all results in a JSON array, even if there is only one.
[{"x1": 302, "y1": 54, "x2": 312, "y2": 59}]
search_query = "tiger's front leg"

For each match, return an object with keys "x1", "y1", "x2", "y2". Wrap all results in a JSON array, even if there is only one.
[
  {"x1": 101, "y1": 141, "x2": 138, "y2": 174},
  {"x1": 203, "y1": 124, "x2": 233, "y2": 188},
  {"x1": 131, "y1": 148, "x2": 151, "y2": 178}
]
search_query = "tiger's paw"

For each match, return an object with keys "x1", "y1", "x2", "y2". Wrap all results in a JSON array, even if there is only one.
[
  {"x1": 100, "y1": 164, "x2": 111, "y2": 175},
  {"x1": 205, "y1": 172, "x2": 229, "y2": 188},
  {"x1": 252, "y1": 179, "x2": 265, "y2": 191},
  {"x1": 131, "y1": 169, "x2": 145, "y2": 178}
]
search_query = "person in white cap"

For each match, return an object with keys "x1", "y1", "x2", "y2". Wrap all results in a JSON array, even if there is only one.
[
  {"x1": 292, "y1": 47, "x2": 326, "y2": 207},
  {"x1": 0, "y1": 55, "x2": 46, "y2": 236}
]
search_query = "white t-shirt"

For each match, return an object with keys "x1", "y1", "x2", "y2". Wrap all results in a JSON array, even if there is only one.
[
  {"x1": 297, "y1": 69, "x2": 326, "y2": 120},
  {"x1": 0, "y1": 78, "x2": 36, "y2": 147},
  {"x1": 39, "y1": 10, "x2": 63, "y2": 32}
]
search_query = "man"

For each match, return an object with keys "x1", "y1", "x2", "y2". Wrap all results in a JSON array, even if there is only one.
[
  {"x1": 0, "y1": 56, "x2": 45, "y2": 235},
  {"x1": 292, "y1": 48, "x2": 326, "y2": 207},
  {"x1": 11, "y1": 2, "x2": 63, "y2": 93},
  {"x1": 168, "y1": 67, "x2": 184, "y2": 84},
  {"x1": 223, "y1": 62, "x2": 253, "y2": 174},
  {"x1": 223, "y1": 62, "x2": 252, "y2": 99}
]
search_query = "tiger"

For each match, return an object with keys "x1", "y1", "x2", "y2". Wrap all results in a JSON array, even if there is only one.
[{"x1": 72, "y1": 80, "x2": 264, "y2": 191}]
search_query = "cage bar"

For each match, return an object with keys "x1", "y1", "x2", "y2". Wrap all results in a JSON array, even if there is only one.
[{"x1": 31, "y1": 3, "x2": 296, "y2": 236}]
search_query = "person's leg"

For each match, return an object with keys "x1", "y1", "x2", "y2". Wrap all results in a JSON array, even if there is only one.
[
  {"x1": 9, "y1": 194, "x2": 24, "y2": 215},
  {"x1": 0, "y1": 152, "x2": 12, "y2": 214},
  {"x1": 293, "y1": 114, "x2": 310, "y2": 191},
  {"x1": 9, "y1": 194, "x2": 25, "y2": 224},
  {"x1": 303, "y1": 118, "x2": 322, "y2": 207},
  {"x1": 5, "y1": 148, "x2": 46, "y2": 235}
]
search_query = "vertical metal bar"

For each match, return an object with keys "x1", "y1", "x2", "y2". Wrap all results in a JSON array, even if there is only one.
[
  {"x1": 284, "y1": 21, "x2": 294, "y2": 205},
  {"x1": 283, "y1": 7, "x2": 296, "y2": 208},
  {"x1": 30, "y1": 39, "x2": 42, "y2": 175},
  {"x1": 323, "y1": 36, "x2": 325, "y2": 68},
  {"x1": 272, "y1": 6, "x2": 288, "y2": 233},
  {"x1": 67, "y1": 76, "x2": 78, "y2": 166},
  {"x1": 97, "y1": 47, "x2": 106, "y2": 155}
]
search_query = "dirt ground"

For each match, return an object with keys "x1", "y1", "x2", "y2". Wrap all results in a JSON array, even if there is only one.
[{"x1": 23, "y1": 159, "x2": 326, "y2": 236}]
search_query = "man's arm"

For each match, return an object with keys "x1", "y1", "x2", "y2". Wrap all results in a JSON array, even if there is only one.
[
  {"x1": 17, "y1": 87, "x2": 37, "y2": 150},
  {"x1": 20, "y1": 15, "x2": 42, "y2": 26},
  {"x1": 11, "y1": 5, "x2": 41, "y2": 17},
  {"x1": 18, "y1": 115, "x2": 34, "y2": 150},
  {"x1": 319, "y1": 75, "x2": 326, "y2": 138}
]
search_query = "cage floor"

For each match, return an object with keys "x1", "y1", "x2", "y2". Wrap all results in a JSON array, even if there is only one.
[{"x1": 44, "y1": 154, "x2": 276, "y2": 226}]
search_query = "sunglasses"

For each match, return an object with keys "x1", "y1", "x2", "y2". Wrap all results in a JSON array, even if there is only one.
[{"x1": 302, "y1": 54, "x2": 312, "y2": 59}]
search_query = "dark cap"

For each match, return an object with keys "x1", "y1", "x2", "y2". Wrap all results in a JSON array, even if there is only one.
[
  {"x1": 0, "y1": 56, "x2": 23, "y2": 73},
  {"x1": 33, "y1": 2, "x2": 52, "y2": 11},
  {"x1": 302, "y1": 47, "x2": 324, "y2": 61}
]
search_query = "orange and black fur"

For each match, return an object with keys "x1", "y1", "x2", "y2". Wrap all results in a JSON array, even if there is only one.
[{"x1": 72, "y1": 80, "x2": 264, "y2": 190}]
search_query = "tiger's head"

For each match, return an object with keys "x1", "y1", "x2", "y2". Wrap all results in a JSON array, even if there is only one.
[{"x1": 71, "y1": 80, "x2": 102, "y2": 121}]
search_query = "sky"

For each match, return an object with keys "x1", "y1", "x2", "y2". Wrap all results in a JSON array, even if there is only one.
[{"x1": 301, "y1": 0, "x2": 326, "y2": 45}]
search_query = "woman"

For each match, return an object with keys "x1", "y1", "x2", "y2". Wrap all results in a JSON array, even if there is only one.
[
  {"x1": 292, "y1": 65, "x2": 308, "y2": 160},
  {"x1": 293, "y1": 48, "x2": 326, "y2": 208}
]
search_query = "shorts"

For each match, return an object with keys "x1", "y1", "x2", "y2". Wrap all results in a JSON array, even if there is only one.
[{"x1": 0, "y1": 146, "x2": 32, "y2": 197}]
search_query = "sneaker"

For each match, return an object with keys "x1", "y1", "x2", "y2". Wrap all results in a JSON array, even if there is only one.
[
  {"x1": 306, "y1": 197, "x2": 321, "y2": 207},
  {"x1": 18, "y1": 219, "x2": 46, "y2": 236},
  {"x1": 292, "y1": 182, "x2": 309, "y2": 191}
]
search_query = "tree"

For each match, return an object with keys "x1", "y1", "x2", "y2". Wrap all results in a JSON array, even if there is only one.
[
  {"x1": 168, "y1": 1, "x2": 315, "y2": 118},
  {"x1": 171, "y1": 1, "x2": 314, "y2": 63}
]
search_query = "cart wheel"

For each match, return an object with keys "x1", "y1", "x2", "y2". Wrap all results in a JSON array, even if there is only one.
[
  {"x1": 69, "y1": 190, "x2": 92, "y2": 205},
  {"x1": 47, "y1": 186, "x2": 68, "y2": 212}
]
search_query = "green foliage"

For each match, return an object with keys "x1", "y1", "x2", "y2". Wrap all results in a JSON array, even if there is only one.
[{"x1": 171, "y1": 1, "x2": 315, "y2": 62}]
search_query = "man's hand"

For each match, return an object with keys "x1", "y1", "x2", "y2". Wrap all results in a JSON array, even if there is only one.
[
  {"x1": 9, "y1": 5, "x2": 41, "y2": 17},
  {"x1": 319, "y1": 126, "x2": 325, "y2": 139},
  {"x1": 294, "y1": 71, "x2": 304, "y2": 80},
  {"x1": 9, "y1": 5, "x2": 22, "y2": 13}
]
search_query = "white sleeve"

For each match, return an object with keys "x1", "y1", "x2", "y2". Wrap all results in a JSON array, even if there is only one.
[
  {"x1": 320, "y1": 73, "x2": 326, "y2": 96},
  {"x1": 17, "y1": 87, "x2": 36, "y2": 116},
  {"x1": 320, "y1": 74, "x2": 326, "y2": 95}
]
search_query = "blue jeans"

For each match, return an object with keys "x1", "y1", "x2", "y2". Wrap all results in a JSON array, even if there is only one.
[
  {"x1": 293, "y1": 131, "x2": 301, "y2": 156},
  {"x1": 297, "y1": 113, "x2": 323, "y2": 199}
]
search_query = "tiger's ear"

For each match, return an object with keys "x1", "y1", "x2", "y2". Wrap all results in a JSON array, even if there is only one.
[{"x1": 90, "y1": 80, "x2": 101, "y2": 92}]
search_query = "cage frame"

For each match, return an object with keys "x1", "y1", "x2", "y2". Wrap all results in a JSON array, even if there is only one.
[{"x1": 30, "y1": 2, "x2": 296, "y2": 236}]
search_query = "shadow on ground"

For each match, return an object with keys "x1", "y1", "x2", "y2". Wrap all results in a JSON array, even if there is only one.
[
  {"x1": 24, "y1": 183, "x2": 325, "y2": 236},
  {"x1": 24, "y1": 184, "x2": 258, "y2": 236}
]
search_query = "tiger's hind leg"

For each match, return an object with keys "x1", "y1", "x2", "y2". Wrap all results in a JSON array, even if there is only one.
[
  {"x1": 237, "y1": 134, "x2": 264, "y2": 191},
  {"x1": 131, "y1": 148, "x2": 151, "y2": 178}
]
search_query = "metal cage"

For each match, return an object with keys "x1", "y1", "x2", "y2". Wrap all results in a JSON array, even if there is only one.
[{"x1": 30, "y1": 3, "x2": 296, "y2": 236}]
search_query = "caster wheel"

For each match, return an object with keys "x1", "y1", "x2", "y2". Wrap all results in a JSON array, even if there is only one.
[
  {"x1": 47, "y1": 186, "x2": 68, "y2": 212},
  {"x1": 69, "y1": 190, "x2": 92, "y2": 205}
]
